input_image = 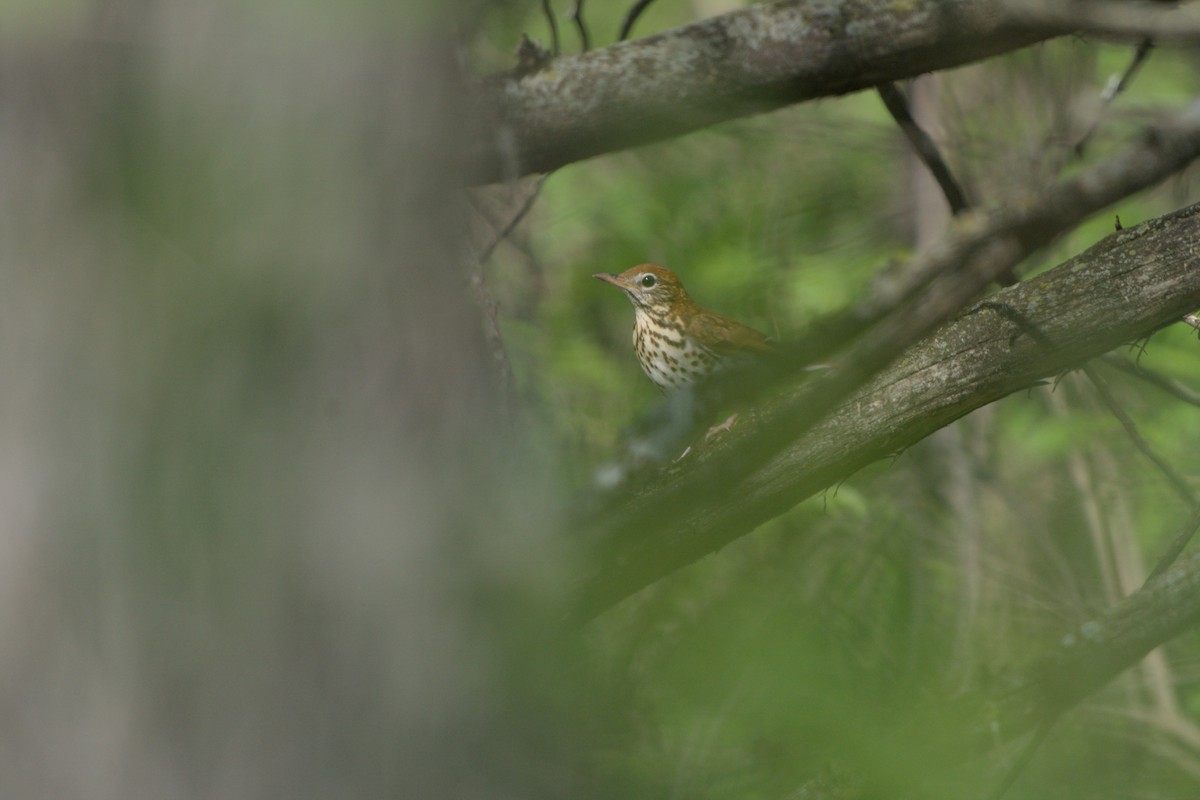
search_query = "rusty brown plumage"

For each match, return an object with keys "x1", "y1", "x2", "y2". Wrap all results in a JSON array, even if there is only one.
[{"x1": 593, "y1": 264, "x2": 771, "y2": 392}]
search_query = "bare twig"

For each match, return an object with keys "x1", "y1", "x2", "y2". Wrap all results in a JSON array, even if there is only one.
[
  {"x1": 476, "y1": 0, "x2": 1069, "y2": 182},
  {"x1": 618, "y1": 0, "x2": 658, "y2": 42},
  {"x1": 1099, "y1": 352, "x2": 1200, "y2": 408},
  {"x1": 878, "y1": 82, "x2": 971, "y2": 215},
  {"x1": 968, "y1": 542, "x2": 1200, "y2": 756},
  {"x1": 469, "y1": 174, "x2": 552, "y2": 418},
  {"x1": 478, "y1": 174, "x2": 551, "y2": 265},
  {"x1": 542, "y1": 0, "x2": 561, "y2": 56},
  {"x1": 877, "y1": 80, "x2": 1020, "y2": 285},
  {"x1": 568, "y1": 0, "x2": 590, "y2": 51},
  {"x1": 1146, "y1": 504, "x2": 1200, "y2": 583},
  {"x1": 1103, "y1": 39, "x2": 1153, "y2": 102},
  {"x1": 1075, "y1": 38, "x2": 1155, "y2": 157},
  {"x1": 1080, "y1": 363, "x2": 1197, "y2": 508}
]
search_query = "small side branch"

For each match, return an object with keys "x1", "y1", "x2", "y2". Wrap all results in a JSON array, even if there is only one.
[
  {"x1": 618, "y1": 0, "x2": 658, "y2": 42},
  {"x1": 568, "y1": 0, "x2": 590, "y2": 51},
  {"x1": 875, "y1": 80, "x2": 1019, "y2": 285},
  {"x1": 877, "y1": 81, "x2": 971, "y2": 215},
  {"x1": 1080, "y1": 363, "x2": 1197, "y2": 508},
  {"x1": 1082, "y1": 358, "x2": 1200, "y2": 605},
  {"x1": 478, "y1": 174, "x2": 551, "y2": 265},
  {"x1": 1147, "y1": 504, "x2": 1200, "y2": 583},
  {"x1": 931, "y1": 541, "x2": 1200, "y2": 766},
  {"x1": 989, "y1": 542, "x2": 1200, "y2": 743},
  {"x1": 1100, "y1": 352, "x2": 1200, "y2": 408},
  {"x1": 1075, "y1": 38, "x2": 1154, "y2": 156},
  {"x1": 541, "y1": 0, "x2": 561, "y2": 55}
]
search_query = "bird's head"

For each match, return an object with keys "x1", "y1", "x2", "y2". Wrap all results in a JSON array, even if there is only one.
[{"x1": 593, "y1": 264, "x2": 689, "y2": 313}]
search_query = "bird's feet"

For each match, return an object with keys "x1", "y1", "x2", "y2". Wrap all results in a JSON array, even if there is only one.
[
  {"x1": 674, "y1": 414, "x2": 739, "y2": 461},
  {"x1": 705, "y1": 413, "x2": 739, "y2": 439}
]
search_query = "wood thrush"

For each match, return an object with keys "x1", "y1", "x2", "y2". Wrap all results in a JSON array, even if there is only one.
[{"x1": 593, "y1": 264, "x2": 772, "y2": 394}]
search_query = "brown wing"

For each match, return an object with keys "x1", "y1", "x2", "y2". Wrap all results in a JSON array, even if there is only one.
[{"x1": 685, "y1": 308, "x2": 773, "y2": 358}]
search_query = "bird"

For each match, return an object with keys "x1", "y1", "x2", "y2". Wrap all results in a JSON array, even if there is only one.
[{"x1": 593, "y1": 264, "x2": 772, "y2": 395}]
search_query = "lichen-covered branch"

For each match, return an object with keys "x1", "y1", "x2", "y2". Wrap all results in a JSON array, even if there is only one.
[
  {"x1": 572, "y1": 99, "x2": 1200, "y2": 621},
  {"x1": 471, "y1": 0, "x2": 1068, "y2": 182},
  {"x1": 579, "y1": 205, "x2": 1200, "y2": 620}
]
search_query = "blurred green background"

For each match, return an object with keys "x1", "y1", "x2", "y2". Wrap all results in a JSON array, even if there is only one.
[
  {"x1": 5, "y1": 1, "x2": 1200, "y2": 798},
  {"x1": 474, "y1": 2, "x2": 1200, "y2": 797}
]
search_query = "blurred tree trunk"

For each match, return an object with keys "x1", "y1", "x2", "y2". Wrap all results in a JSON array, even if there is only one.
[{"x1": 0, "y1": 4, "x2": 566, "y2": 798}]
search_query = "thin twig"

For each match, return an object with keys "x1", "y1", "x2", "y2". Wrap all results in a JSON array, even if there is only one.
[
  {"x1": 568, "y1": 0, "x2": 590, "y2": 51},
  {"x1": 541, "y1": 0, "x2": 560, "y2": 56},
  {"x1": 1146, "y1": 503, "x2": 1200, "y2": 583},
  {"x1": 618, "y1": 0, "x2": 658, "y2": 42},
  {"x1": 877, "y1": 81, "x2": 971, "y2": 216},
  {"x1": 1089, "y1": 354, "x2": 1200, "y2": 582},
  {"x1": 1080, "y1": 363, "x2": 1197, "y2": 508},
  {"x1": 1099, "y1": 352, "x2": 1200, "y2": 408},
  {"x1": 478, "y1": 174, "x2": 551, "y2": 265},
  {"x1": 877, "y1": 81, "x2": 1019, "y2": 285},
  {"x1": 1075, "y1": 38, "x2": 1154, "y2": 156},
  {"x1": 1142, "y1": 506, "x2": 1200, "y2": 582},
  {"x1": 471, "y1": 174, "x2": 553, "y2": 419}
]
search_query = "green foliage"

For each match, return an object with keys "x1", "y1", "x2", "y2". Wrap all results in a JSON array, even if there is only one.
[
  {"x1": 475, "y1": 15, "x2": 1200, "y2": 798},
  {"x1": 21, "y1": 2, "x2": 1200, "y2": 794}
]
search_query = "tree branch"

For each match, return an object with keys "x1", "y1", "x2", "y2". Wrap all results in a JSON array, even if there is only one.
[
  {"x1": 568, "y1": 0, "x2": 590, "y2": 52},
  {"x1": 471, "y1": 0, "x2": 1069, "y2": 182},
  {"x1": 786, "y1": 502, "x2": 1200, "y2": 797},
  {"x1": 1146, "y1": 501, "x2": 1200, "y2": 583},
  {"x1": 572, "y1": 100, "x2": 1200, "y2": 621},
  {"x1": 877, "y1": 81, "x2": 972, "y2": 216},
  {"x1": 788, "y1": 508, "x2": 1200, "y2": 796},
  {"x1": 863, "y1": 529, "x2": 1200, "y2": 792},
  {"x1": 1080, "y1": 362, "x2": 1197, "y2": 508},
  {"x1": 981, "y1": 539, "x2": 1200, "y2": 749},
  {"x1": 618, "y1": 0, "x2": 659, "y2": 42},
  {"x1": 541, "y1": 0, "x2": 561, "y2": 56},
  {"x1": 1007, "y1": 0, "x2": 1200, "y2": 42},
  {"x1": 477, "y1": 173, "x2": 551, "y2": 265},
  {"x1": 1074, "y1": 37, "x2": 1155, "y2": 156},
  {"x1": 1100, "y1": 351, "x2": 1200, "y2": 407}
]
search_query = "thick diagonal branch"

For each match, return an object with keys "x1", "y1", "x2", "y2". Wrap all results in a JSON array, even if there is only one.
[
  {"x1": 577, "y1": 208, "x2": 1200, "y2": 620},
  {"x1": 472, "y1": 0, "x2": 1068, "y2": 182},
  {"x1": 572, "y1": 100, "x2": 1200, "y2": 621}
]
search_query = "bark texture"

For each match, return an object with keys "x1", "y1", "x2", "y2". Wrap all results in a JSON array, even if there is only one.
[
  {"x1": 473, "y1": 0, "x2": 1066, "y2": 181},
  {"x1": 578, "y1": 202, "x2": 1200, "y2": 619}
]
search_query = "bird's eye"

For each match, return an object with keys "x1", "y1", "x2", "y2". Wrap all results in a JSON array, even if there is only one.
[{"x1": 640, "y1": 274, "x2": 657, "y2": 288}]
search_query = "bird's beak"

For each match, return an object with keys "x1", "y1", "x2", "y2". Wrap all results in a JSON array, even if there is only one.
[{"x1": 593, "y1": 272, "x2": 629, "y2": 289}]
